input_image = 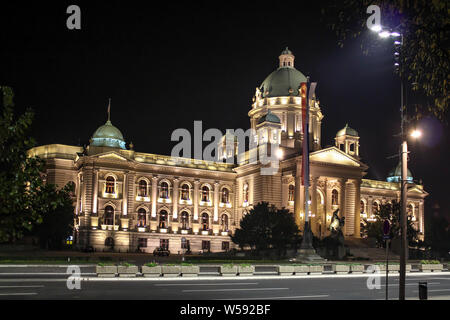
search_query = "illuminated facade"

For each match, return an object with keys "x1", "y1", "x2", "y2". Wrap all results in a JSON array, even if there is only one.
[{"x1": 28, "y1": 48, "x2": 427, "y2": 253}]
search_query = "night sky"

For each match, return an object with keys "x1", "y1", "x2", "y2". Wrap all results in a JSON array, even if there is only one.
[{"x1": 1, "y1": 1, "x2": 448, "y2": 219}]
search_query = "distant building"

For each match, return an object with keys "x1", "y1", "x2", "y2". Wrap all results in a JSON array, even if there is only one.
[{"x1": 28, "y1": 48, "x2": 428, "y2": 252}]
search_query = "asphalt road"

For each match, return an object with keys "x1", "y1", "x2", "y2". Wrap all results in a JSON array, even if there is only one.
[{"x1": 0, "y1": 272, "x2": 449, "y2": 300}]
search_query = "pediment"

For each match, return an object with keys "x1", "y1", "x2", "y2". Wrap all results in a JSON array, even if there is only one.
[
  {"x1": 95, "y1": 152, "x2": 129, "y2": 161},
  {"x1": 310, "y1": 147, "x2": 367, "y2": 169}
]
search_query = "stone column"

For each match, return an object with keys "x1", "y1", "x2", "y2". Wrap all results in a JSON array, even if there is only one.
[
  {"x1": 354, "y1": 179, "x2": 361, "y2": 238},
  {"x1": 419, "y1": 201, "x2": 424, "y2": 233},
  {"x1": 193, "y1": 179, "x2": 200, "y2": 220},
  {"x1": 75, "y1": 172, "x2": 81, "y2": 215},
  {"x1": 151, "y1": 175, "x2": 158, "y2": 217},
  {"x1": 173, "y1": 177, "x2": 179, "y2": 219},
  {"x1": 311, "y1": 176, "x2": 319, "y2": 235},
  {"x1": 123, "y1": 172, "x2": 128, "y2": 216},
  {"x1": 213, "y1": 181, "x2": 220, "y2": 222},
  {"x1": 339, "y1": 178, "x2": 347, "y2": 220},
  {"x1": 322, "y1": 179, "x2": 329, "y2": 238},
  {"x1": 368, "y1": 197, "x2": 373, "y2": 217}
]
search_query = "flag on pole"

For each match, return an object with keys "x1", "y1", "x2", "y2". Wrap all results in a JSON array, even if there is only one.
[{"x1": 300, "y1": 80, "x2": 317, "y2": 222}]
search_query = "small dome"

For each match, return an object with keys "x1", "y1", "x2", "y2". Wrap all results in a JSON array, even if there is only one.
[
  {"x1": 386, "y1": 162, "x2": 413, "y2": 183},
  {"x1": 281, "y1": 47, "x2": 293, "y2": 55},
  {"x1": 258, "y1": 110, "x2": 281, "y2": 125},
  {"x1": 337, "y1": 124, "x2": 358, "y2": 137},
  {"x1": 91, "y1": 120, "x2": 126, "y2": 149}
]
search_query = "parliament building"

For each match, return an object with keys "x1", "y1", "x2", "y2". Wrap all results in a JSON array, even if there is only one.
[{"x1": 28, "y1": 48, "x2": 428, "y2": 253}]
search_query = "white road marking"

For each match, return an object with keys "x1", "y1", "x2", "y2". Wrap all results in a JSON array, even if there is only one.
[
  {"x1": 413, "y1": 289, "x2": 450, "y2": 293},
  {"x1": 182, "y1": 287, "x2": 289, "y2": 292},
  {"x1": 0, "y1": 285, "x2": 44, "y2": 288},
  {"x1": 155, "y1": 282, "x2": 259, "y2": 286},
  {"x1": 218, "y1": 294, "x2": 329, "y2": 300},
  {"x1": 0, "y1": 292, "x2": 37, "y2": 296}
]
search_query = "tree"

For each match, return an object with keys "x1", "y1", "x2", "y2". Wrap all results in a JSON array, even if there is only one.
[
  {"x1": 424, "y1": 206, "x2": 450, "y2": 258},
  {"x1": 0, "y1": 86, "x2": 73, "y2": 243},
  {"x1": 322, "y1": 1, "x2": 449, "y2": 119},
  {"x1": 231, "y1": 202, "x2": 299, "y2": 257},
  {"x1": 31, "y1": 183, "x2": 75, "y2": 249},
  {"x1": 362, "y1": 200, "x2": 418, "y2": 246}
]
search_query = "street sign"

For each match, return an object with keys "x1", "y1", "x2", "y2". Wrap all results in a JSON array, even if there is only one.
[
  {"x1": 383, "y1": 219, "x2": 391, "y2": 236},
  {"x1": 383, "y1": 234, "x2": 391, "y2": 240}
]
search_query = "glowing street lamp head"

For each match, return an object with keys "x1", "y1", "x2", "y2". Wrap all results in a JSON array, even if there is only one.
[
  {"x1": 379, "y1": 30, "x2": 391, "y2": 38},
  {"x1": 370, "y1": 25, "x2": 382, "y2": 32},
  {"x1": 390, "y1": 31, "x2": 401, "y2": 37},
  {"x1": 410, "y1": 129, "x2": 422, "y2": 139}
]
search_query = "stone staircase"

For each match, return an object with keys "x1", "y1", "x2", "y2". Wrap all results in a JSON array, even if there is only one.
[{"x1": 345, "y1": 237, "x2": 400, "y2": 262}]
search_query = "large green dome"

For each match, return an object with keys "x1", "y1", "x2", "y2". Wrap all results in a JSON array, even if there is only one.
[
  {"x1": 260, "y1": 67, "x2": 308, "y2": 98},
  {"x1": 91, "y1": 120, "x2": 126, "y2": 149},
  {"x1": 387, "y1": 162, "x2": 413, "y2": 183}
]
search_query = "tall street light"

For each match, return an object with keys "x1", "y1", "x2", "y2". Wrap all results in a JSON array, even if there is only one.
[{"x1": 369, "y1": 25, "x2": 410, "y2": 300}]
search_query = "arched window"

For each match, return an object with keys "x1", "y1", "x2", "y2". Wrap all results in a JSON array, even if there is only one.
[
  {"x1": 350, "y1": 143, "x2": 355, "y2": 152},
  {"x1": 104, "y1": 206, "x2": 114, "y2": 225},
  {"x1": 201, "y1": 213, "x2": 209, "y2": 231},
  {"x1": 288, "y1": 185, "x2": 295, "y2": 202},
  {"x1": 221, "y1": 188, "x2": 229, "y2": 204},
  {"x1": 372, "y1": 201, "x2": 380, "y2": 213},
  {"x1": 181, "y1": 211, "x2": 189, "y2": 230},
  {"x1": 138, "y1": 180, "x2": 147, "y2": 197},
  {"x1": 181, "y1": 184, "x2": 190, "y2": 200},
  {"x1": 331, "y1": 189, "x2": 339, "y2": 205},
  {"x1": 137, "y1": 208, "x2": 146, "y2": 227},
  {"x1": 407, "y1": 204, "x2": 414, "y2": 216},
  {"x1": 160, "y1": 182, "x2": 169, "y2": 199},
  {"x1": 221, "y1": 214, "x2": 229, "y2": 232},
  {"x1": 360, "y1": 200, "x2": 365, "y2": 213},
  {"x1": 243, "y1": 183, "x2": 249, "y2": 203},
  {"x1": 201, "y1": 186, "x2": 210, "y2": 202},
  {"x1": 159, "y1": 210, "x2": 168, "y2": 229},
  {"x1": 105, "y1": 176, "x2": 115, "y2": 194}
]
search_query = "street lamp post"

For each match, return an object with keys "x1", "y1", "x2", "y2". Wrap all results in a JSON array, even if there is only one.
[{"x1": 370, "y1": 26, "x2": 408, "y2": 300}]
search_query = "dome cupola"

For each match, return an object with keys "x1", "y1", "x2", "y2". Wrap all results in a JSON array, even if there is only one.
[
  {"x1": 90, "y1": 99, "x2": 126, "y2": 149},
  {"x1": 387, "y1": 162, "x2": 414, "y2": 183},
  {"x1": 259, "y1": 48, "x2": 308, "y2": 98}
]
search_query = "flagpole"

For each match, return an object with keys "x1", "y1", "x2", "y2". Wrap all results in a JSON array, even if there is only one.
[{"x1": 300, "y1": 76, "x2": 313, "y2": 250}]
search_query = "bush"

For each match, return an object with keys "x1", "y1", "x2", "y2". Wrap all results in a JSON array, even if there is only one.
[
  {"x1": 119, "y1": 262, "x2": 134, "y2": 267},
  {"x1": 144, "y1": 262, "x2": 158, "y2": 267},
  {"x1": 420, "y1": 260, "x2": 440, "y2": 264}
]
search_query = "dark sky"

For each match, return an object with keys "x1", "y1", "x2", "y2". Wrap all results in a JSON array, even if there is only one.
[{"x1": 1, "y1": 1, "x2": 448, "y2": 218}]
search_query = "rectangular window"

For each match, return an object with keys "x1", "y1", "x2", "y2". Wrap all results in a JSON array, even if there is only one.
[
  {"x1": 138, "y1": 238, "x2": 147, "y2": 248},
  {"x1": 160, "y1": 239, "x2": 169, "y2": 250},
  {"x1": 222, "y1": 241, "x2": 229, "y2": 251},
  {"x1": 202, "y1": 240, "x2": 210, "y2": 251},
  {"x1": 181, "y1": 239, "x2": 190, "y2": 250}
]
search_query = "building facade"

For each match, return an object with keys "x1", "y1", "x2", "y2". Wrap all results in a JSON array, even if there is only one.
[{"x1": 28, "y1": 48, "x2": 428, "y2": 253}]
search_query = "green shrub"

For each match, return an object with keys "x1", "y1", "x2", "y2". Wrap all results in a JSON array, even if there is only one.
[
  {"x1": 119, "y1": 262, "x2": 134, "y2": 267},
  {"x1": 239, "y1": 263, "x2": 252, "y2": 267},
  {"x1": 420, "y1": 260, "x2": 440, "y2": 264},
  {"x1": 144, "y1": 262, "x2": 158, "y2": 267},
  {"x1": 181, "y1": 262, "x2": 194, "y2": 266},
  {"x1": 97, "y1": 262, "x2": 115, "y2": 267},
  {"x1": 222, "y1": 264, "x2": 235, "y2": 268}
]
